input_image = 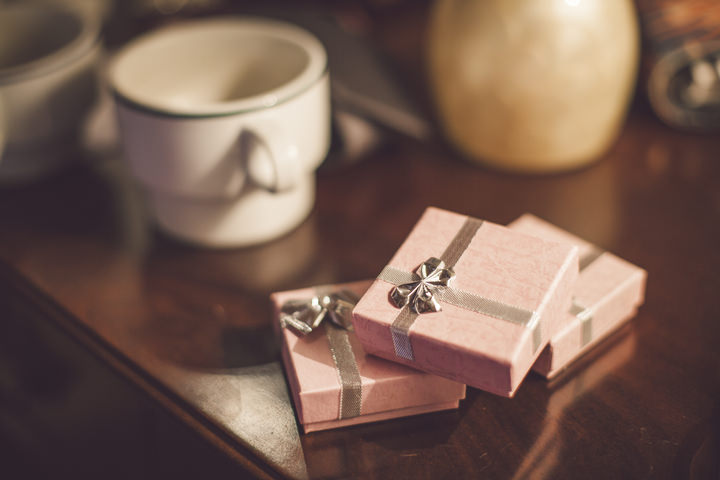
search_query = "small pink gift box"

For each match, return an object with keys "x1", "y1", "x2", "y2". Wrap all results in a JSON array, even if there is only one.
[
  {"x1": 272, "y1": 280, "x2": 466, "y2": 433},
  {"x1": 509, "y1": 214, "x2": 647, "y2": 379},
  {"x1": 352, "y1": 207, "x2": 579, "y2": 397}
]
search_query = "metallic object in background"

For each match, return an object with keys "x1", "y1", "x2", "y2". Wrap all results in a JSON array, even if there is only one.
[{"x1": 637, "y1": 0, "x2": 720, "y2": 130}]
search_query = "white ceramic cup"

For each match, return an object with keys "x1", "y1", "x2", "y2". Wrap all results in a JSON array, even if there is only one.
[
  {"x1": 0, "y1": 3, "x2": 100, "y2": 181},
  {"x1": 109, "y1": 17, "x2": 331, "y2": 248}
]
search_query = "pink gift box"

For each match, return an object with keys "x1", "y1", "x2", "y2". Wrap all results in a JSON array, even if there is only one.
[
  {"x1": 352, "y1": 207, "x2": 579, "y2": 397},
  {"x1": 509, "y1": 214, "x2": 647, "y2": 379},
  {"x1": 272, "y1": 280, "x2": 466, "y2": 433}
]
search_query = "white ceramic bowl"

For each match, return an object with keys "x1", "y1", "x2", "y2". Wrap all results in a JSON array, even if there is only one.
[{"x1": 0, "y1": 3, "x2": 100, "y2": 181}]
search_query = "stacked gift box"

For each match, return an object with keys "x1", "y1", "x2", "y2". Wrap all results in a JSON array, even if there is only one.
[{"x1": 272, "y1": 207, "x2": 647, "y2": 433}]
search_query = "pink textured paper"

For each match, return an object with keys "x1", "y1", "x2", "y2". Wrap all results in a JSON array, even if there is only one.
[
  {"x1": 303, "y1": 401, "x2": 460, "y2": 433},
  {"x1": 509, "y1": 214, "x2": 647, "y2": 379},
  {"x1": 272, "y1": 280, "x2": 466, "y2": 431},
  {"x1": 352, "y1": 207, "x2": 578, "y2": 397}
]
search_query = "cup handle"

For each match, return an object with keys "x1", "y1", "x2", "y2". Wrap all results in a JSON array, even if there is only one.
[{"x1": 246, "y1": 126, "x2": 303, "y2": 193}]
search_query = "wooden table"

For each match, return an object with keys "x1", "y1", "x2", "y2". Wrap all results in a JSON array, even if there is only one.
[{"x1": 1, "y1": 3, "x2": 719, "y2": 479}]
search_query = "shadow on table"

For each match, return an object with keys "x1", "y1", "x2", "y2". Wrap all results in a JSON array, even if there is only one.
[
  {"x1": 301, "y1": 408, "x2": 462, "y2": 479},
  {"x1": 132, "y1": 209, "x2": 338, "y2": 372},
  {"x1": 512, "y1": 323, "x2": 639, "y2": 479},
  {"x1": 672, "y1": 401, "x2": 720, "y2": 479}
]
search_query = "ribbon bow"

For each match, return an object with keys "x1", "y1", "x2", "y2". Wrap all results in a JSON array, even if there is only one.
[
  {"x1": 280, "y1": 290, "x2": 358, "y2": 336},
  {"x1": 389, "y1": 257, "x2": 455, "y2": 314}
]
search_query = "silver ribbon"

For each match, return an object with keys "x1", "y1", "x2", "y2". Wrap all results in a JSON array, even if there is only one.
[
  {"x1": 570, "y1": 300, "x2": 593, "y2": 346},
  {"x1": 378, "y1": 217, "x2": 541, "y2": 362},
  {"x1": 570, "y1": 247, "x2": 606, "y2": 347},
  {"x1": 578, "y1": 246, "x2": 605, "y2": 272},
  {"x1": 389, "y1": 257, "x2": 455, "y2": 313},
  {"x1": 280, "y1": 289, "x2": 362, "y2": 420}
]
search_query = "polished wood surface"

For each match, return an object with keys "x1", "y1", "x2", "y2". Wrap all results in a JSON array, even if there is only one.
[{"x1": 1, "y1": 3, "x2": 720, "y2": 479}]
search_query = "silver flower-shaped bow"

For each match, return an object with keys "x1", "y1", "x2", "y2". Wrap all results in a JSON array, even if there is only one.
[
  {"x1": 389, "y1": 257, "x2": 455, "y2": 313},
  {"x1": 280, "y1": 290, "x2": 359, "y2": 336}
]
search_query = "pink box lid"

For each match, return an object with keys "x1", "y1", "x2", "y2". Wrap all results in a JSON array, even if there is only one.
[
  {"x1": 272, "y1": 280, "x2": 466, "y2": 432},
  {"x1": 352, "y1": 207, "x2": 579, "y2": 397},
  {"x1": 508, "y1": 214, "x2": 647, "y2": 378}
]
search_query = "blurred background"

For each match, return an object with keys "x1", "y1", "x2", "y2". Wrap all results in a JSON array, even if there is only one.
[
  {"x1": 1, "y1": 0, "x2": 719, "y2": 478},
  {"x1": 3, "y1": 0, "x2": 720, "y2": 179}
]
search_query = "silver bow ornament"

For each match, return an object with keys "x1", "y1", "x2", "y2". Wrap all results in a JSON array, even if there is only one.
[
  {"x1": 389, "y1": 257, "x2": 455, "y2": 313},
  {"x1": 280, "y1": 290, "x2": 359, "y2": 335}
]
